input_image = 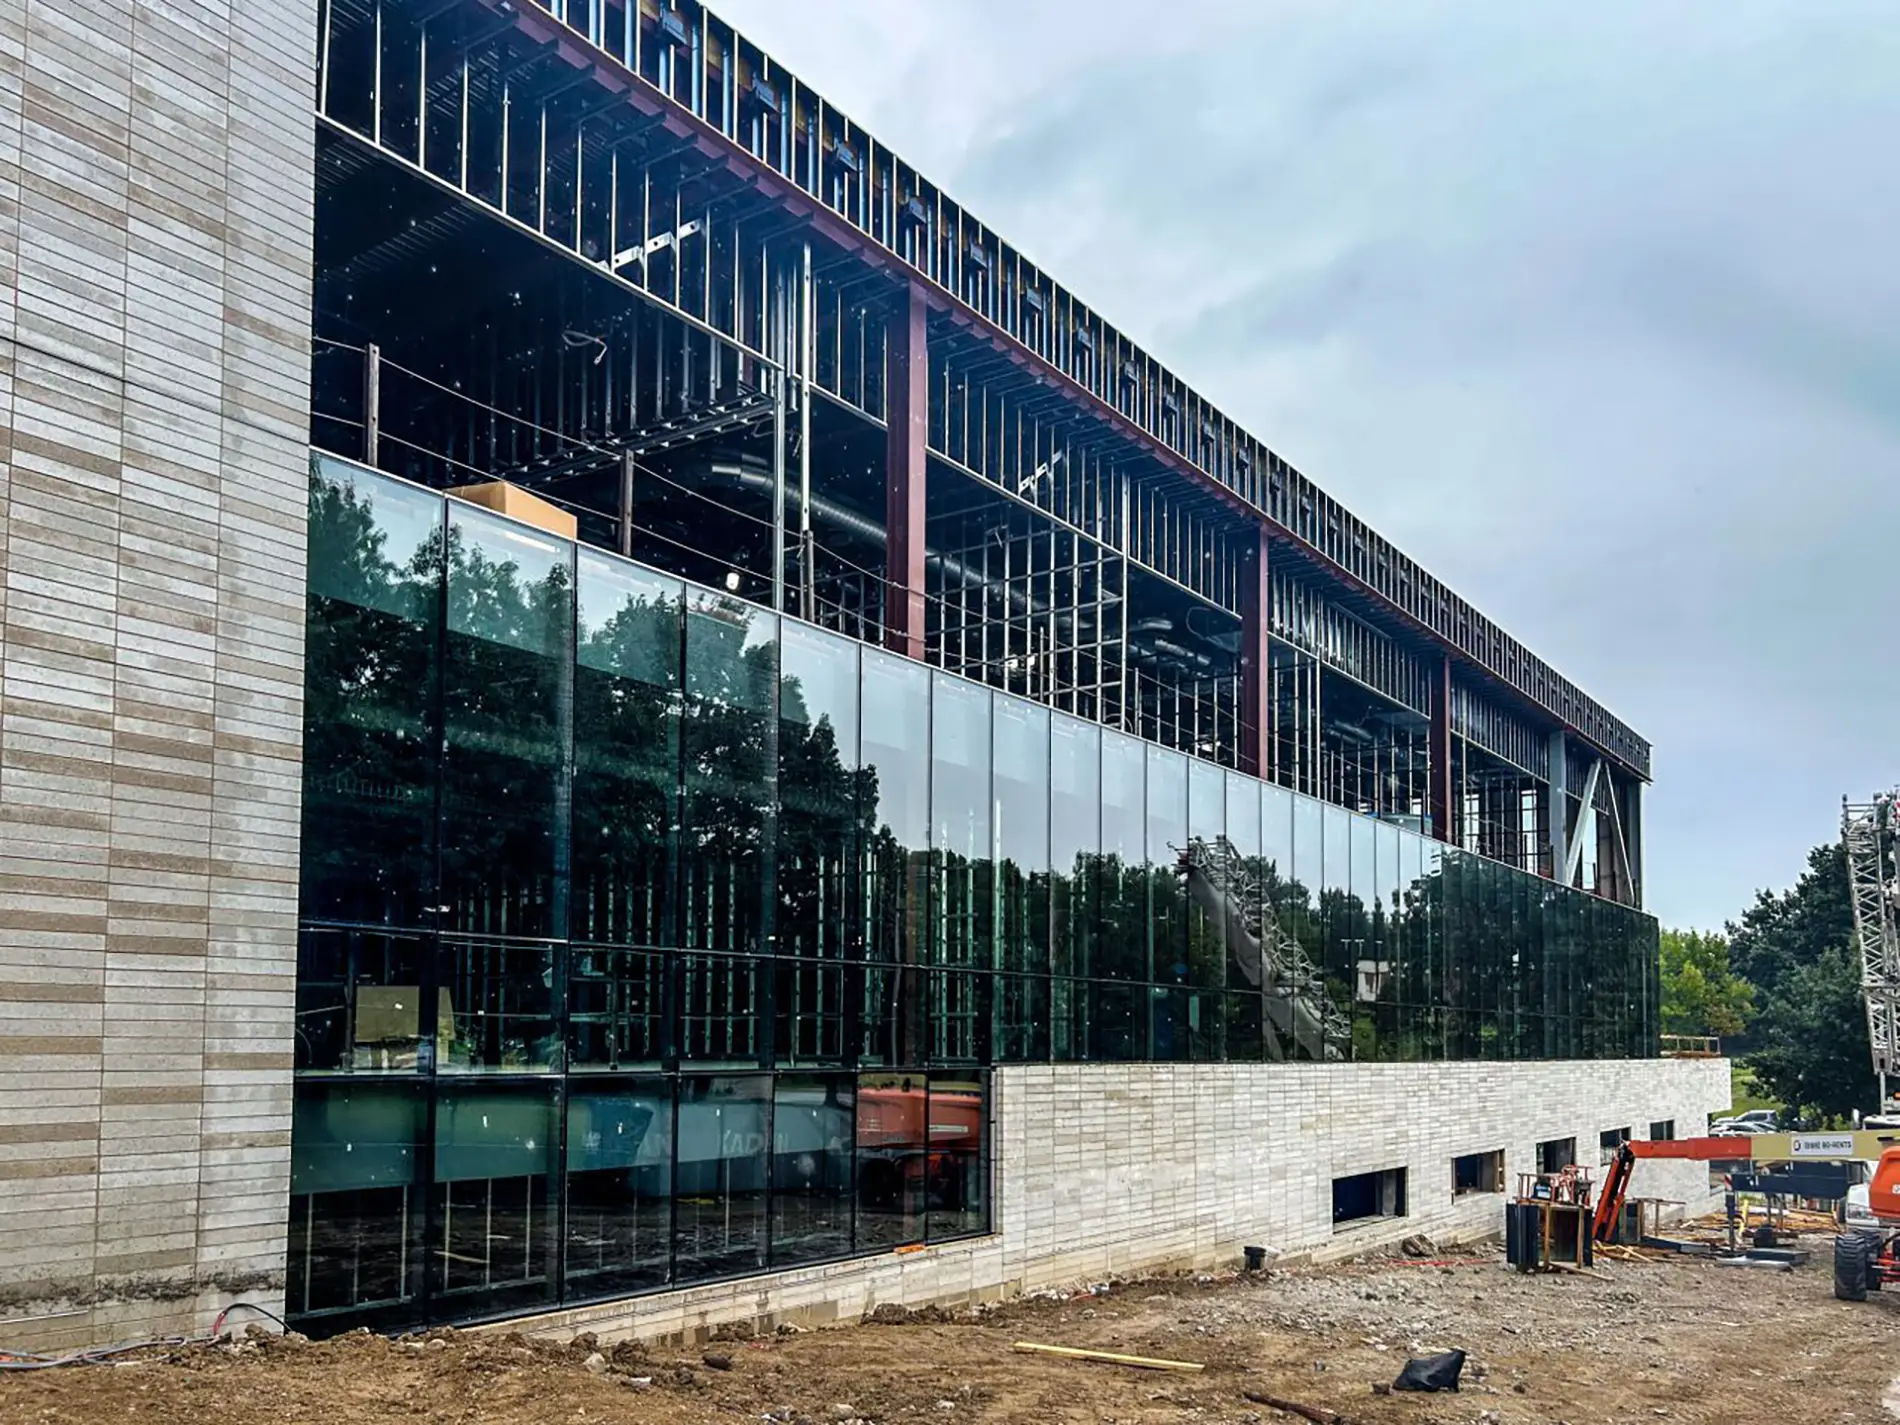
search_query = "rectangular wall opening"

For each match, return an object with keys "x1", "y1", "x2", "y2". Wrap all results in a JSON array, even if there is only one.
[
  {"x1": 1536, "y1": 1137, "x2": 1576, "y2": 1175},
  {"x1": 1648, "y1": 1120, "x2": 1675, "y2": 1142},
  {"x1": 1599, "y1": 1126, "x2": 1632, "y2": 1165},
  {"x1": 1452, "y1": 1149, "x2": 1505, "y2": 1196},
  {"x1": 1333, "y1": 1167, "x2": 1407, "y2": 1226}
]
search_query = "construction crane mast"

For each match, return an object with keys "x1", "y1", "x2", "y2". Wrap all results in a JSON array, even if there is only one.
[{"x1": 1841, "y1": 795, "x2": 1900, "y2": 1109}]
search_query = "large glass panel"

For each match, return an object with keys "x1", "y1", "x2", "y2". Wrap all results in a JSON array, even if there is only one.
[
  {"x1": 774, "y1": 956, "x2": 847, "y2": 1066},
  {"x1": 1222, "y1": 772, "x2": 1264, "y2": 993},
  {"x1": 1286, "y1": 792, "x2": 1325, "y2": 1023},
  {"x1": 771, "y1": 1073, "x2": 856, "y2": 1267},
  {"x1": 927, "y1": 969, "x2": 988, "y2": 1064},
  {"x1": 431, "y1": 1082, "x2": 559, "y2": 1318},
  {"x1": 926, "y1": 1072, "x2": 988, "y2": 1242},
  {"x1": 302, "y1": 460, "x2": 443, "y2": 930},
  {"x1": 573, "y1": 553, "x2": 681, "y2": 948},
  {"x1": 681, "y1": 591, "x2": 777, "y2": 956},
  {"x1": 931, "y1": 675, "x2": 993, "y2": 969},
  {"x1": 856, "y1": 1070, "x2": 927, "y2": 1249},
  {"x1": 288, "y1": 1078, "x2": 425, "y2": 1327},
  {"x1": 1049, "y1": 715, "x2": 1100, "y2": 979},
  {"x1": 440, "y1": 502, "x2": 574, "y2": 941},
  {"x1": 673, "y1": 1074, "x2": 771, "y2": 1280},
  {"x1": 853, "y1": 962, "x2": 921, "y2": 1069},
  {"x1": 993, "y1": 973, "x2": 1050, "y2": 1062},
  {"x1": 564, "y1": 1076, "x2": 673, "y2": 1301},
  {"x1": 1098, "y1": 731, "x2": 1147, "y2": 982},
  {"x1": 1320, "y1": 804, "x2": 1355, "y2": 1052},
  {"x1": 860, "y1": 651, "x2": 930, "y2": 1068},
  {"x1": 568, "y1": 945, "x2": 666, "y2": 1069},
  {"x1": 678, "y1": 952, "x2": 764, "y2": 1066},
  {"x1": 994, "y1": 698, "x2": 1051, "y2": 976},
  {"x1": 1088, "y1": 980, "x2": 1142, "y2": 1060},
  {"x1": 1180, "y1": 758, "x2": 1225, "y2": 990},
  {"x1": 779, "y1": 623, "x2": 861, "y2": 962},
  {"x1": 294, "y1": 928, "x2": 431, "y2": 1073},
  {"x1": 1147, "y1": 747, "x2": 1190, "y2": 986},
  {"x1": 437, "y1": 938, "x2": 559, "y2": 1073},
  {"x1": 1051, "y1": 977, "x2": 1088, "y2": 1061}
]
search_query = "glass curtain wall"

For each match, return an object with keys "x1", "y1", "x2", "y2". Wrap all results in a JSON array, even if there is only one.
[{"x1": 292, "y1": 455, "x2": 1660, "y2": 1331}]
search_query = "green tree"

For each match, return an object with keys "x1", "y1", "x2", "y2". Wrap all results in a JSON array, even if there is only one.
[
  {"x1": 1659, "y1": 928, "x2": 1754, "y2": 1038},
  {"x1": 1746, "y1": 946, "x2": 1876, "y2": 1123},
  {"x1": 1726, "y1": 840, "x2": 1878, "y2": 1123},
  {"x1": 1728, "y1": 843, "x2": 1852, "y2": 999}
]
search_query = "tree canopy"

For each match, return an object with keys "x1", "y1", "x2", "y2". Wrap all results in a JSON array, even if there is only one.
[
  {"x1": 1659, "y1": 928, "x2": 1754, "y2": 1039},
  {"x1": 1717, "y1": 842, "x2": 1877, "y2": 1124}
]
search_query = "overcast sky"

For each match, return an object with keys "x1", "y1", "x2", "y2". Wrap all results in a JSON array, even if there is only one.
[{"x1": 715, "y1": 0, "x2": 1900, "y2": 931}]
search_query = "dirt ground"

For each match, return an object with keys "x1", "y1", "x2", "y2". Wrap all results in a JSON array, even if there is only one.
[{"x1": 7, "y1": 1242, "x2": 1900, "y2": 1425}]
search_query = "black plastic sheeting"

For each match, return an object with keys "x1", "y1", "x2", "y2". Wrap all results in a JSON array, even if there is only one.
[{"x1": 1393, "y1": 1350, "x2": 1466, "y2": 1393}]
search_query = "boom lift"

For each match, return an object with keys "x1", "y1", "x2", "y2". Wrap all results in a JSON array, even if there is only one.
[{"x1": 1593, "y1": 1130, "x2": 1900, "y2": 1301}]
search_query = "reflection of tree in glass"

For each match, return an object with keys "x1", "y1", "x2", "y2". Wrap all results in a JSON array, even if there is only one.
[{"x1": 302, "y1": 470, "x2": 443, "y2": 928}]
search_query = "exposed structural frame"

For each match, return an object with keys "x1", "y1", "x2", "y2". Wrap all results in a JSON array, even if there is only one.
[
  {"x1": 478, "y1": 0, "x2": 1649, "y2": 781},
  {"x1": 303, "y1": 0, "x2": 1650, "y2": 904},
  {"x1": 1843, "y1": 795, "x2": 1900, "y2": 1106}
]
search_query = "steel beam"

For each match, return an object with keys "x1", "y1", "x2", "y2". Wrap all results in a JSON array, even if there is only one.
[
  {"x1": 1428, "y1": 654, "x2": 1452, "y2": 843},
  {"x1": 1238, "y1": 527, "x2": 1269, "y2": 778},
  {"x1": 884, "y1": 281, "x2": 929, "y2": 658}
]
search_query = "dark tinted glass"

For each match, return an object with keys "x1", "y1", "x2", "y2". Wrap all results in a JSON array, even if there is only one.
[
  {"x1": 1098, "y1": 731, "x2": 1146, "y2": 981},
  {"x1": 1049, "y1": 714, "x2": 1099, "y2": 978},
  {"x1": 431, "y1": 1082, "x2": 559, "y2": 1317},
  {"x1": 861, "y1": 650, "x2": 929, "y2": 970},
  {"x1": 681, "y1": 592, "x2": 776, "y2": 956},
  {"x1": 926, "y1": 1073, "x2": 987, "y2": 1242},
  {"x1": 288, "y1": 1077, "x2": 425, "y2": 1325},
  {"x1": 565, "y1": 1077, "x2": 672, "y2": 1300},
  {"x1": 779, "y1": 623, "x2": 861, "y2": 962},
  {"x1": 439, "y1": 504, "x2": 573, "y2": 940},
  {"x1": 673, "y1": 1074, "x2": 771, "y2": 1280},
  {"x1": 994, "y1": 698, "x2": 1051, "y2": 976},
  {"x1": 573, "y1": 553, "x2": 681, "y2": 948},
  {"x1": 931, "y1": 674, "x2": 993, "y2": 970},
  {"x1": 856, "y1": 1070, "x2": 928, "y2": 1249},
  {"x1": 301, "y1": 460, "x2": 442, "y2": 927},
  {"x1": 771, "y1": 1073, "x2": 855, "y2": 1265}
]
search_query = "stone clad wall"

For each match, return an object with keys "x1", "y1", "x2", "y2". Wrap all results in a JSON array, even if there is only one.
[
  {"x1": 0, "y1": 0, "x2": 316, "y2": 1350},
  {"x1": 504, "y1": 1058, "x2": 1728, "y2": 1345}
]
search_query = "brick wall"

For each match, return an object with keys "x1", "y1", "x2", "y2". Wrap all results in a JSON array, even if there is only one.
[
  {"x1": 0, "y1": 0, "x2": 316, "y2": 1350},
  {"x1": 505, "y1": 1058, "x2": 1729, "y2": 1346}
]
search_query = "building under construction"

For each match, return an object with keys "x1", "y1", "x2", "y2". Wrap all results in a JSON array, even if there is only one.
[{"x1": 0, "y1": 0, "x2": 1724, "y2": 1351}]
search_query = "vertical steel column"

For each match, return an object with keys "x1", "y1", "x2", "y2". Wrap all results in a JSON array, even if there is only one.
[
  {"x1": 364, "y1": 342, "x2": 382, "y2": 468},
  {"x1": 617, "y1": 449, "x2": 636, "y2": 558},
  {"x1": 1237, "y1": 525, "x2": 1270, "y2": 777},
  {"x1": 1624, "y1": 779, "x2": 1643, "y2": 909},
  {"x1": 771, "y1": 368, "x2": 787, "y2": 613},
  {"x1": 799, "y1": 243, "x2": 815, "y2": 621},
  {"x1": 884, "y1": 282, "x2": 929, "y2": 658},
  {"x1": 1428, "y1": 653, "x2": 1453, "y2": 843},
  {"x1": 1548, "y1": 730, "x2": 1569, "y2": 884}
]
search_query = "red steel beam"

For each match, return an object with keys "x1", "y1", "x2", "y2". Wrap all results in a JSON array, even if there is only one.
[{"x1": 884, "y1": 283, "x2": 930, "y2": 659}]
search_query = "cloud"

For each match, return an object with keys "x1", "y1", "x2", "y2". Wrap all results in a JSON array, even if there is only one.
[{"x1": 715, "y1": 0, "x2": 1900, "y2": 929}]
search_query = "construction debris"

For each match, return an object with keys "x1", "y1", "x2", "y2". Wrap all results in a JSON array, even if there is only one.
[
  {"x1": 1392, "y1": 1348, "x2": 1466, "y2": 1393},
  {"x1": 1240, "y1": 1389, "x2": 1356, "y2": 1424},
  {"x1": 1008, "y1": 1341, "x2": 1205, "y2": 1372}
]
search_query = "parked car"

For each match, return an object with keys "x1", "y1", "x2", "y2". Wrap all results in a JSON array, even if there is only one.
[{"x1": 1712, "y1": 1109, "x2": 1780, "y2": 1136}]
